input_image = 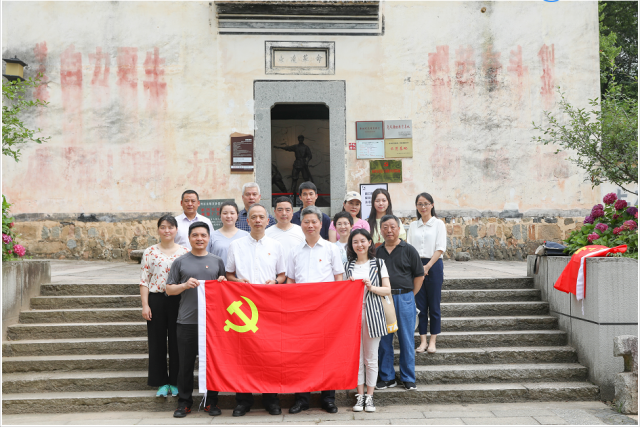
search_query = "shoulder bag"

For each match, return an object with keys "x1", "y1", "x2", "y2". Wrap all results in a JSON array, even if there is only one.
[{"x1": 376, "y1": 258, "x2": 398, "y2": 334}]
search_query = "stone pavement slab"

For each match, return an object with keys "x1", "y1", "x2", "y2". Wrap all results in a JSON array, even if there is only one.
[{"x1": 2, "y1": 402, "x2": 637, "y2": 425}]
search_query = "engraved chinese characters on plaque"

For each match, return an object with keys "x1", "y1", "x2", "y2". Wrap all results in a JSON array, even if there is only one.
[{"x1": 230, "y1": 132, "x2": 254, "y2": 172}]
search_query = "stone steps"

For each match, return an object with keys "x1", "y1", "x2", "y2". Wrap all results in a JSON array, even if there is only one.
[
  {"x1": 2, "y1": 363, "x2": 588, "y2": 393},
  {"x1": 1, "y1": 382, "x2": 598, "y2": 414},
  {"x1": 29, "y1": 288, "x2": 542, "y2": 310},
  {"x1": 37, "y1": 277, "x2": 535, "y2": 297},
  {"x1": 2, "y1": 346, "x2": 579, "y2": 374},
  {"x1": 19, "y1": 307, "x2": 559, "y2": 331},
  {"x1": 2, "y1": 337, "x2": 148, "y2": 357}
]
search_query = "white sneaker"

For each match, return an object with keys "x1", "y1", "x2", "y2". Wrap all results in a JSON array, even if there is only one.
[
  {"x1": 364, "y1": 395, "x2": 376, "y2": 412},
  {"x1": 352, "y1": 394, "x2": 365, "y2": 412}
]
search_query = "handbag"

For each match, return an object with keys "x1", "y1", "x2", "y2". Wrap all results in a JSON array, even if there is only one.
[
  {"x1": 534, "y1": 240, "x2": 568, "y2": 274},
  {"x1": 376, "y1": 259, "x2": 398, "y2": 334}
]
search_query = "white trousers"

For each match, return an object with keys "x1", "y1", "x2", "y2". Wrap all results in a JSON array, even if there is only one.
[{"x1": 358, "y1": 305, "x2": 381, "y2": 387}]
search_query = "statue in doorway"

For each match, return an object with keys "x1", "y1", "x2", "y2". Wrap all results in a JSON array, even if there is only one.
[
  {"x1": 274, "y1": 134, "x2": 314, "y2": 196},
  {"x1": 271, "y1": 163, "x2": 288, "y2": 194}
]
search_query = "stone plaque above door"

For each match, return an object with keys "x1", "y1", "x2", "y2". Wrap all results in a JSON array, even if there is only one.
[{"x1": 265, "y1": 41, "x2": 335, "y2": 75}]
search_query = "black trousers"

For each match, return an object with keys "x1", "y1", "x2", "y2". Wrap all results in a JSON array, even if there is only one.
[
  {"x1": 294, "y1": 390, "x2": 335, "y2": 406},
  {"x1": 146, "y1": 292, "x2": 180, "y2": 387},
  {"x1": 177, "y1": 323, "x2": 218, "y2": 408},
  {"x1": 235, "y1": 392, "x2": 280, "y2": 409}
]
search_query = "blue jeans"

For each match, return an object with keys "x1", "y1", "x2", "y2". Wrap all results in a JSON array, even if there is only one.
[{"x1": 378, "y1": 292, "x2": 416, "y2": 383}]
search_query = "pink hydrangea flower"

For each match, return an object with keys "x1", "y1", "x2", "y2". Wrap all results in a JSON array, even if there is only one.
[
  {"x1": 613, "y1": 227, "x2": 623, "y2": 236},
  {"x1": 603, "y1": 193, "x2": 617, "y2": 205},
  {"x1": 627, "y1": 207, "x2": 638, "y2": 217},
  {"x1": 587, "y1": 232, "x2": 600, "y2": 243},
  {"x1": 591, "y1": 208, "x2": 605, "y2": 219},
  {"x1": 622, "y1": 220, "x2": 637, "y2": 231},
  {"x1": 13, "y1": 244, "x2": 26, "y2": 257},
  {"x1": 583, "y1": 215, "x2": 594, "y2": 224},
  {"x1": 9, "y1": 222, "x2": 14, "y2": 228},
  {"x1": 615, "y1": 200, "x2": 628, "y2": 211},
  {"x1": 613, "y1": 214, "x2": 621, "y2": 220},
  {"x1": 2, "y1": 233, "x2": 12, "y2": 244},
  {"x1": 595, "y1": 223, "x2": 609, "y2": 232}
]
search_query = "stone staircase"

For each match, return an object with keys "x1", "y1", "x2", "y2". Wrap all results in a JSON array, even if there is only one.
[{"x1": 2, "y1": 277, "x2": 599, "y2": 414}]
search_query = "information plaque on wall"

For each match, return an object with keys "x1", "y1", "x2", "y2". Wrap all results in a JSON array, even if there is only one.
[
  {"x1": 198, "y1": 199, "x2": 235, "y2": 230},
  {"x1": 356, "y1": 121, "x2": 384, "y2": 140},
  {"x1": 230, "y1": 132, "x2": 254, "y2": 172},
  {"x1": 370, "y1": 160, "x2": 402, "y2": 183},
  {"x1": 356, "y1": 140, "x2": 385, "y2": 159},
  {"x1": 384, "y1": 138, "x2": 413, "y2": 158}
]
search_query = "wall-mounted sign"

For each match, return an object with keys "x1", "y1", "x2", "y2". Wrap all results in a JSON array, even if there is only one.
[
  {"x1": 230, "y1": 132, "x2": 254, "y2": 172},
  {"x1": 356, "y1": 140, "x2": 384, "y2": 159},
  {"x1": 384, "y1": 120, "x2": 412, "y2": 139},
  {"x1": 356, "y1": 121, "x2": 384, "y2": 140},
  {"x1": 385, "y1": 138, "x2": 413, "y2": 158},
  {"x1": 360, "y1": 183, "x2": 388, "y2": 221},
  {"x1": 370, "y1": 160, "x2": 402, "y2": 183},
  {"x1": 198, "y1": 199, "x2": 235, "y2": 230}
]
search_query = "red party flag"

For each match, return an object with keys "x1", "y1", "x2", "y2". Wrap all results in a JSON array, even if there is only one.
[
  {"x1": 197, "y1": 280, "x2": 364, "y2": 394},
  {"x1": 554, "y1": 244, "x2": 627, "y2": 301}
]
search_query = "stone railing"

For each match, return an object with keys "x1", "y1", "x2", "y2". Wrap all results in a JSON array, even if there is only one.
[
  {"x1": 614, "y1": 335, "x2": 638, "y2": 415},
  {"x1": 528, "y1": 255, "x2": 639, "y2": 400},
  {"x1": 2, "y1": 260, "x2": 50, "y2": 339}
]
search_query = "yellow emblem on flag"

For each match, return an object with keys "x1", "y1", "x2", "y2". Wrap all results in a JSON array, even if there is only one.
[{"x1": 224, "y1": 296, "x2": 259, "y2": 333}]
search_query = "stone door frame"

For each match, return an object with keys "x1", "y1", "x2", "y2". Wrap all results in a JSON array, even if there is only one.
[{"x1": 254, "y1": 80, "x2": 346, "y2": 215}]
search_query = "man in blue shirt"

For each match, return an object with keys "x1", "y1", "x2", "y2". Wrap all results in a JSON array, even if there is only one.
[
  {"x1": 235, "y1": 182, "x2": 276, "y2": 232},
  {"x1": 291, "y1": 181, "x2": 331, "y2": 240}
]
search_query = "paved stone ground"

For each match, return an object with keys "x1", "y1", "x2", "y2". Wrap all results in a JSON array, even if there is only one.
[
  {"x1": 2, "y1": 402, "x2": 637, "y2": 425},
  {"x1": 47, "y1": 259, "x2": 529, "y2": 284},
  {"x1": 8, "y1": 259, "x2": 635, "y2": 426}
]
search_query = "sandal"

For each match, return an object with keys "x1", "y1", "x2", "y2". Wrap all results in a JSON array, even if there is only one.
[
  {"x1": 415, "y1": 345, "x2": 428, "y2": 353},
  {"x1": 427, "y1": 346, "x2": 436, "y2": 354}
]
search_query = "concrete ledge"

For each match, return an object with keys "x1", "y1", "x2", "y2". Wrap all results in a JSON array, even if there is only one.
[
  {"x1": 528, "y1": 254, "x2": 639, "y2": 400},
  {"x1": 2, "y1": 260, "x2": 50, "y2": 339}
]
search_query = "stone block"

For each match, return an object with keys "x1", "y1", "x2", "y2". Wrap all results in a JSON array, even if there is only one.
[
  {"x1": 468, "y1": 225, "x2": 478, "y2": 238},
  {"x1": 527, "y1": 225, "x2": 536, "y2": 241},
  {"x1": 130, "y1": 250, "x2": 144, "y2": 263},
  {"x1": 614, "y1": 372, "x2": 638, "y2": 415},
  {"x1": 613, "y1": 336, "x2": 638, "y2": 374},
  {"x1": 446, "y1": 224, "x2": 453, "y2": 235},
  {"x1": 41, "y1": 226, "x2": 50, "y2": 240},
  {"x1": 504, "y1": 226, "x2": 513, "y2": 239},
  {"x1": 477, "y1": 225, "x2": 486, "y2": 238},
  {"x1": 453, "y1": 224, "x2": 463, "y2": 236},
  {"x1": 455, "y1": 252, "x2": 471, "y2": 261},
  {"x1": 538, "y1": 224, "x2": 561, "y2": 241},
  {"x1": 487, "y1": 224, "x2": 496, "y2": 236},
  {"x1": 564, "y1": 218, "x2": 574, "y2": 225}
]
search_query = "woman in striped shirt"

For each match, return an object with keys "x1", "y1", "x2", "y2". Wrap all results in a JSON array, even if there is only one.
[{"x1": 344, "y1": 229, "x2": 391, "y2": 413}]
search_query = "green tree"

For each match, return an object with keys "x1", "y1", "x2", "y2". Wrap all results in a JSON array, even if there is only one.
[
  {"x1": 599, "y1": 1, "x2": 638, "y2": 97},
  {"x1": 2, "y1": 76, "x2": 50, "y2": 162}
]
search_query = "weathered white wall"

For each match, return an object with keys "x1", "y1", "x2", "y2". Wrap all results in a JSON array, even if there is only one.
[{"x1": 2, "y1": 1, "x2": 601, "y2": 218}]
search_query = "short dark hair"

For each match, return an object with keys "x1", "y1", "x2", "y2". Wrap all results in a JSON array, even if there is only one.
[
  {"x1": 333, "y1": 211, "x2": 353, "y2": 227},
  {"x1": 181, "y1": 190, "x2": 199, "y2": 201},
  {"x1": 157, "y1": 214, "x2": 178, "y2": 229},
  {"x1": 220, "y1": 201, "x2": 239, "y2": 215},
  {"x1": 275, "y1": 196, "x2": 293, "y2": 209},
  {"x1": 380, "y1": 214, "x2": 400, "y2": 226},
  {"x1": 188, "y1": 221, "x2": 210, "y2": 236},
  {"x1": 346, "y1": 229, "x2": 377, "y2": 262},
  {"x1": 298, "y1": 181, "x2": 317, "y2": 195},
  {"x1": 248, "y1": 203, "x2": 268, "y2": 216}
]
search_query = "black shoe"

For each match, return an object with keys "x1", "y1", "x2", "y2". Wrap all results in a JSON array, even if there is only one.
[
  {"x1": 173, "y1": 405, "x2": 191, "y2": 418},
  {"x1": 232, "y1": 404, "x2": 250, "y2": 417},
  {"x1": 404, "y1": 381, "x2": 417, "y2": 390},
  {"x1": 321, "y1": 402, "x2": 338, "y2": 413},
  {"x1": 375, "y1": 379, "x2": 397, "y2": 390},
  {"x1": 208, "y1": 405, "x2": 221, "y2": 416},
  {"x1": 288, "y1": 401, "x2": 309, "y2": 414},
  {"x1": 266, "y1": 403, "x2": 282, "y2": 415}
]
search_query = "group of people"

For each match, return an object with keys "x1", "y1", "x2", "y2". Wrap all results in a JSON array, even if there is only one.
[{"x1": 139, "y1": 181, "x2": 447, "y2": 418}]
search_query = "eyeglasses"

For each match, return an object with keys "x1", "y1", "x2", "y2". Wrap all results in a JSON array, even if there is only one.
[{"x1": 417, "y1": 203, "x2": 432, "y2": 208}]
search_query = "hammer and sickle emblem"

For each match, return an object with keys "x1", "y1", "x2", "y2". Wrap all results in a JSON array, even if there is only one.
[{"x1": 224, "y1": 296, "x2": 259, "y2": 333}]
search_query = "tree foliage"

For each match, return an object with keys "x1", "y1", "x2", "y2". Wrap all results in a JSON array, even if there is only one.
[{"x1": 2, "y1": 76, "x2": 50, "y2": 162}]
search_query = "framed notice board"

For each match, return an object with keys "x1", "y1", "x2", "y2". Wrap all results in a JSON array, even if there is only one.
[
  {"x1": 230, "y1": 133, "x2": 254, "y2": 172},
  {"x1": 198, "y1": 199, "x2": 235, "y2": 230},
  {"x1": 370, "y1": 160, "x2": 402, "y2": 183}
]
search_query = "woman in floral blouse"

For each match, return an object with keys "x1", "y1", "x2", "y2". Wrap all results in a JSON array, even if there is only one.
[{"x1": 140, "y1": 214, "x2": 189, "y2": 397}]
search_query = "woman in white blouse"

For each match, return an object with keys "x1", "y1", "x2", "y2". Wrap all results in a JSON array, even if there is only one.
[
  {"x1": 407, "y1": 193, "x2": 446, "y2": 354},
  {"x1": 140, "y1": 214, "x2": 189, "y2": 397},
  {"x1": 207, "y1": 201, "x2": 249, "y2": 267}
]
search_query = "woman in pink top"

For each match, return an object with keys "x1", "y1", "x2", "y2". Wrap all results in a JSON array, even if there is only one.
[
  {"x1": 140, "y1": 214, "x2": 189, "y2": 398},
  {"x1": 328, "y1": 191, "x2": 371, "y2": 242}
]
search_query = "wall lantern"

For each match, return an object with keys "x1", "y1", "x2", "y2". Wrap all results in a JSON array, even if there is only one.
[{"x1": 2, "y1": 56, "x2": 28, "y2": 82}]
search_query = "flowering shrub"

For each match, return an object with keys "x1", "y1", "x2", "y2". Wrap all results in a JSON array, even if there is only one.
[
  {"x1": 2, "y1": 195, "x2": 26, "y2": 261},
  {"x1": 564, "y1": 192, "x2": 638, "y2": 259}
]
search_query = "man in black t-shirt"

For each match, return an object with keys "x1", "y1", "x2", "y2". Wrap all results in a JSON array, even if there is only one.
[
  {"x1": 375, "y1": 215, "x2": 424, "y2": 392},
  {"x1": 166, "y1": 222, "x2": 225, "y2": 418}
]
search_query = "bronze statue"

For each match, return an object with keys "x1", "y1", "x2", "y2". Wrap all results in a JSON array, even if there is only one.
[
  {"x1": 274, "y1": 135, "x2": 314, "y2": 196},
  {"x1": 271, "y1": 163, "x2": 287, "y2": 193}
]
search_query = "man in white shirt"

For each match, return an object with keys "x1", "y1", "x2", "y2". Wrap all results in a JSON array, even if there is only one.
[
  {"x1": 174, "y1": 190, "x2": 213, "y2": 250},
  {"x1": 286, "y1": 205, "x2": 344, "y2": 415},
  {"x1": 265, "y1": 196, "x2": 305, "y2": 267},
  {"x1": 225, "y1": 203, "x2": 286, "y2": 417}
]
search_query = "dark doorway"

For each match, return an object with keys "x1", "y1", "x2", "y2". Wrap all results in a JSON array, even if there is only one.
[{"x1": 271, "y1": 103, "x2": 330, "y2": 207}]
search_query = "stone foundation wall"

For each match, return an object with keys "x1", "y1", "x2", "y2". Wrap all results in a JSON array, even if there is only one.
[{"x1": 12, "y1": 213, "x2": 584, "y2": 261}]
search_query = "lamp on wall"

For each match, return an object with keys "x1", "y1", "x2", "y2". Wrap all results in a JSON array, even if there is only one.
[{"x1": 2, "y1": 56, "x2": 28, "y2": 82}]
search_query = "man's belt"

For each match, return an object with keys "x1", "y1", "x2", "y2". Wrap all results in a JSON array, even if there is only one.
[{"x1": 390, "y1": 288, "x2": 412, "y2": 295}]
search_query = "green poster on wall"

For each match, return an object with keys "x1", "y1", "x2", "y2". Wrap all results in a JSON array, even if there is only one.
[{"x1": 370, "y1": 160, "x2": 402, "y2": 183}]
